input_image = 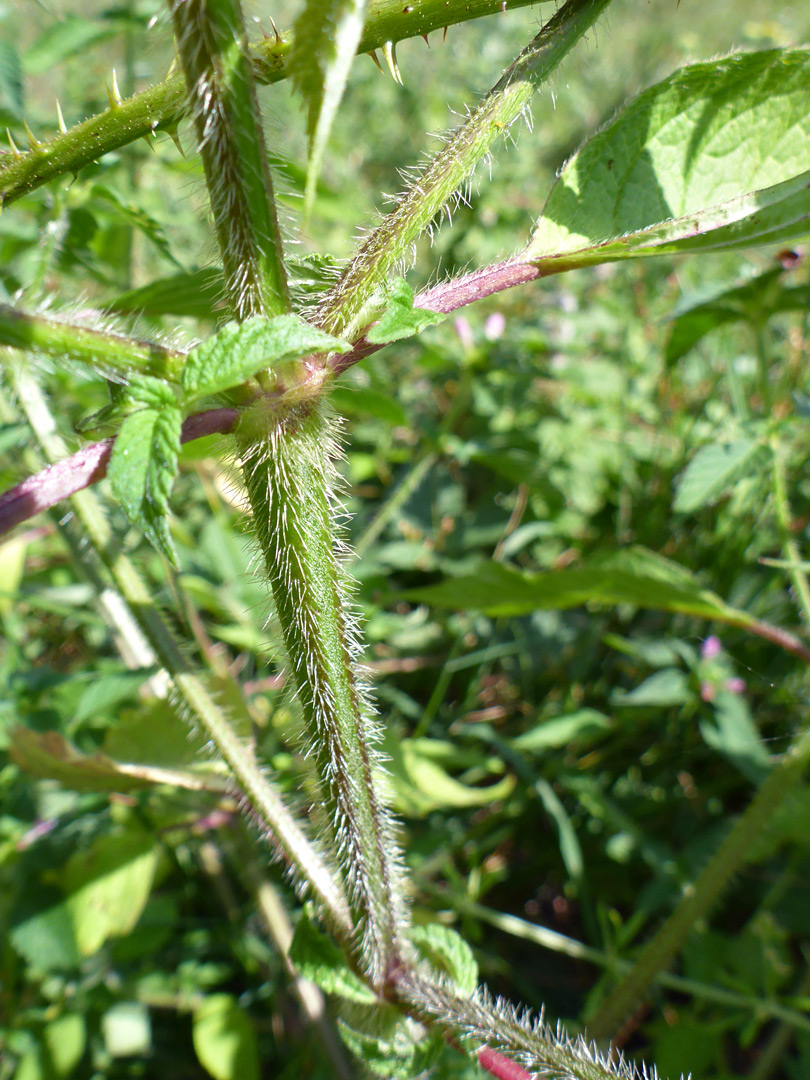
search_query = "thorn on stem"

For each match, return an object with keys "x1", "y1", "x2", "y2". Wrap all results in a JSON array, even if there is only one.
[
  {"x1": 267, "y1": 15, "x2": 282, "y2": 43},
  {"x1": 443, "y1": 26, "x2": 448, "y2": 43},
  {"x1": 165, "y1": 126, "x2": 185, "y2": 157},
  {"x1": 367, "y1": 50, "x2": 384, "y2": 74},
  {"x1": 55, "y1": 99, "x2": 67, "y2": 134},
  {"x1": 422, "y1": 33, "x2": 430, "y2": 47},
  {"x1": 107, "y1": 69, "x2": 123, "y2": 108},
  {"x1": 6, "y1": 128, "x2": 22, "y2": 157},
  {"x1": 23, "y1": 119, "x2": 41, "y2": 150},
  {"x1": 382, "y1": 41, "x2": 402, "y2": 84}
]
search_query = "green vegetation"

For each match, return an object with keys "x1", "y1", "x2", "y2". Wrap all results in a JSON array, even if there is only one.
[{"x1": 1, "y1": 2, "x2": 810, "y2": 1078}]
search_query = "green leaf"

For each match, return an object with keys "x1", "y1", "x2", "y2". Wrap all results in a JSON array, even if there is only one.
[
  {"x1": 288, "y1": 0, "x2": 368, "y2": 219},
  {"x1": 387, "y1": 736, "x2": 515, "y2": 816},
  {"x1": 42, "y1": 1013, "x2": 87, "y2": 1077},
  {"x1": 102, "y1": 1003, "x2": 152, "y2": 1058},
  {"x1": 534, "y1": 777, "x2": 584, "y2": 881},
  {"x1": 192, "y1": 995, "x2": 259, "y2": 1080},
  {"x1": 9, "y1": 725, "x2": 225, "y2": 794},
  {"x1": 673, "y1": 439, "x2": 761, "y2": 513},
  {"x1": 180, "y1": 314, "x2": 349, "y2": 401},
  {"x1": 0, "y1": 40, "x2": 23, "y2": 120},
  {"x1": 700, "y1": 689, "x2": 772, "y2": 782},
  {"x1": 526, "y1": 50, "x2": 810, "y2": 269},
  {"x1": 338, "y1": 1017, "x2": 444, "y2": 1078},
  {"x1": 108, "y1": 398, "x2": 182, "y2": 564},
  {"x1": 409, "y1": 924, "x2": 478, "y2": 998},
  {"x1": 62, "y1": 830, "x2": 159, "y2": 956},
  {"x1": 23, "y1": 14, "x2": 120, "y2": 74},
  {"x1": 405, "y1": 545, "x2": 755, "y2": 628},
  {"x1": 611, "y1": 668, "x2": 692, "y2": 707},
  {"x1": 9, "y1": 892, "x2": 81, "y2": 971},
  {"x1": 90, "y1": 184, "x2": 183, "y2": 269},
  {"x1": 666, "y1": 267, "x2": 810, "y2": 363},
  {"x1": 106, "y1": 268, "x2": 226, "y2": 319},
  {"x1": 329, "y1": 384, "x2": 409, "y2": 426},
  {"x1": 288, "y1": 911, "x2": 377, "y2": 1004},
  {"x1": 511, "y1": 709, "x2": 610, "y2": 754},
  {"x1": 366, "y1": 279, "x2": 446, "y2": 345}
]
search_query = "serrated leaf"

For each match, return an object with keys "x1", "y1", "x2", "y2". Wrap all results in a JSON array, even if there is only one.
[
  {"x1": 63, "y1": 830, "x2": 159, "y2": 956},
  {"x1": 612, "y1": 668, "x2": 692, "y2": 707},
  {"x1": 405, "y1": 545, "x2": 756, "y2": 628},
  {"x1": 108, "y1": 402, "x2": 182, "y2": 564},
  {"x1": 180, "y1": 314, "x2": 349, "y2": 401},
  {"x1": 338, "y1": 1018, "x2": 443, "y2": 1078},
  {"x1": 410, "y1": 924, "x2": 478, "y2": 998},
  {"x1": 526, "y1": 50, "x2": 810, "y2": 269},
  {"x1": 289, "y1": 911, "x2": 377, "y2": 1004},
  {"x1": 673, "y1": 439, "x2": 760, "y2": 513},
  {"x1": 193, "y1": 995, "x2": 259, "y2": 1080},
  {"x1": 366, "y1": 279, "x2": 446, "y2": 345},
  {"x1": 288, "y1": 0, "x2": 368, "y2": 219}
]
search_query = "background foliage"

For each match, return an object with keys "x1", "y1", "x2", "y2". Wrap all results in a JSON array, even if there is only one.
[{"x1": 2, "y1": 1, "x2": 810, "y2": 1078}]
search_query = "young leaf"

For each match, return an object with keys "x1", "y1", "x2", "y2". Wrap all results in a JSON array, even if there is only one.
[
  {"x1": 673, "y1": 439, "x2": 761, "y2": 514},
  {"x1": 405, "y1": 545, "x2": 755, "y2": 627},
  {"x1": 107, "y1": 384, "x2": 182, "y2": 565},
  {"x1": 365, "y1": 278, "x2": 446, "y2": 345},
  {"x1": 288, "y1": 0, "x2": 368, "y2": 219},
  {"x1": 526, "y1": 50, "x2": 810, "y2": 269},
  {"x1": 192, "y1": 994, "x2": 260, "y2": 1080},
  {"x1": 409, "y1": 924, "x2": 478, "y2": 998},
  {"x1": 180, "y1": 314, "x2": 349, "y2": 401},
  {"x1": 338, "y1": 1017, "x2": 444, "y2": 1078},
  {"x1": 288, "y1": 910, "x2": 377, "y2": 1004}
]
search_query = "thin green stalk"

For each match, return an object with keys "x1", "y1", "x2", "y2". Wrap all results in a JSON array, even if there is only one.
[
  {"x1": 586, "y1": 722, "x2": 810, "y2": 1041},
  {"x1": 169, "y1": 0, "x2": 289, "y2": 320},
  {"x1": 9, "y1": 363, "x2": 351, "y2": 937},
  {"x1": 771, "y1": 433, "x2": 810, "y2": 634},
  {"x1": 316, "y1": 0, "x2": 613, "y2": 339},
  {"x1": 0, "y1": 304, "x2": 184, "y2": 381},
  {"x1": 0, "y1": 0, "x2": 549, "y2": 209},
  {"x1": 451, "y1": 897, "x2": 810, "y2": 1035},
  {"x1": 354, "y1": 450, "x2": 437, "y2": 558}
]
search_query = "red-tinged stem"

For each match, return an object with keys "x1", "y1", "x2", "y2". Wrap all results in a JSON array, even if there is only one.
[
  {"x1": 477, "y1": 1046, "x2": 533, "y2": 1080},
  {"x1": 0, "y1": 407, "x2": 238, "y2": 536}
]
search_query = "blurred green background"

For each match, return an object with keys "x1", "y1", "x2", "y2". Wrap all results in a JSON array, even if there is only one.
[{"x1": 2, "y1": 2, "x2": 810, "y2": 1078}]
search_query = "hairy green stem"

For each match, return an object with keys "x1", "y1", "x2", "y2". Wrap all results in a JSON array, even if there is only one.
[
  {"x1": 9, "y1": 362, "x2": 351, "y2": 934},
  {"x1": 316, "y1": 0, "x2": 613, "y2": 338},
  {"x1": 169, "y1": 0, "x2": 289, "y2": 319},
  {"x1": 238, "y1": 401, "x2": 406, "y2": 986},
  {"x1": 0, "y1": 303, "x2": 184, "y2": 381},
  {"x1": 587, "y1": 723, "x2": 810, "y2": 1041},
  {"x1": 0, "y1": 0, "x2": 550, "y2": 209}
]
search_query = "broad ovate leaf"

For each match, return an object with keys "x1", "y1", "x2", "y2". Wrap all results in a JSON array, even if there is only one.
[
  {"x1": 180, "y1": 313, "x2": 349, "y2": 401},
  {"x1": 288, "y1": 0, "x2": 368, "y2": 219},
  {"x1": 526, "y1": 49, "x2": 810, "y2": 268},
  {"x1": 192, "y1": 995, "x2": 259, "y2": 1080},
  {"x1": 107, "y1": 380, "x2": 181, "y2": 565},
  {"x1": 288, "y1": 910, "x2": 377, "y2": 1004}
]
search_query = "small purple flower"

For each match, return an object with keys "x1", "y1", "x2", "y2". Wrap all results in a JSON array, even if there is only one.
[
  {"x1": 454, "y1": 316, "x2": 474, "y2": 351},
  {"x1": 484, "y1": 311, "x2": 506, "y2": 341},
  {"x1": 725, "y1": 677, "x2": 746, "y2": 695},
  {"x1": 701, "y1": 635, "x2": 722, "y2": 659}
]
